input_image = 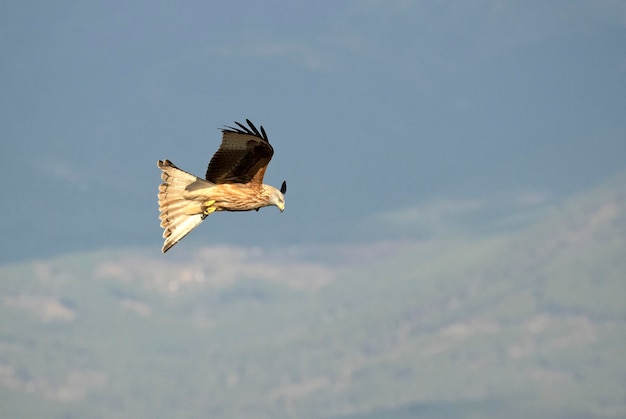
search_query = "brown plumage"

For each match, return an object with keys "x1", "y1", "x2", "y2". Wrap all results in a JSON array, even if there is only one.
[{"x1": 157, "y1": 119, "x2": 286, "y2": 253}]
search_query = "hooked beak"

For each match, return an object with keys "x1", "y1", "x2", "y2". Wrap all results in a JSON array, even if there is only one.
[{"x1": 277, "y1": 202, "x2": 285, "y2": 212}]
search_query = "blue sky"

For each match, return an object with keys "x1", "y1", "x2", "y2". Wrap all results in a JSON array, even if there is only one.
[{"x1": 2, "y1": 1, "x2": 625, "y2": 262}]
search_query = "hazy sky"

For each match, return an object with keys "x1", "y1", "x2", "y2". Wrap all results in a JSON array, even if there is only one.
[{"x1": 2, "y1": 1, "x2": 625, "y2": 262}]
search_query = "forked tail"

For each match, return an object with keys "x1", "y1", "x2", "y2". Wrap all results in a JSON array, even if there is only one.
[{"x1": 157, "y1": 160, "x2": 213, "y2": 253}]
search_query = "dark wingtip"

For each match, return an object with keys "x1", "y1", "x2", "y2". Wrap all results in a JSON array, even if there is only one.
[
  {"x1": 245, "y1": 119, "x2": 261, "y2": 137},
  {"x1": 223, "y1": 119, "x2": 268, "y2": 140},
  {"x1": 260, "y1": 125, "x2": 268, "y2": 141},
  {"x1": 234, "y1": 120, "x2": 251, "y2": 133},
  {"x1": 222, "y1": 119, "x2": 269, "y2": 142},
  {"x1": 280, "y1": 180, "x2": 287, "y2": 194}
]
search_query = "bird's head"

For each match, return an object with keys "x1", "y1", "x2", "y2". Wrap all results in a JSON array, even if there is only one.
[
  {"x1": 261, "y1": 181, "x2": 286, "y2": 212},
  {"x1": 262, "y1": 182, "x2": 285, "y2": 212},
  {"x1": 274, "y1": 181, "x2": 287, "y2": 212},
  {"x1": 276, "y1": 195, "x2": 285, "y2": 212}
]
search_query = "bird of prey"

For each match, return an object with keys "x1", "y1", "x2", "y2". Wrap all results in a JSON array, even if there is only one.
[{"x1": 157, "y1": 119, "x2": 286, "y2": 253}]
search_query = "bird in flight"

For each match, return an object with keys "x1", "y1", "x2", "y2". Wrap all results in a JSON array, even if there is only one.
[{"x1": 157, "y1": 119, "x2": 286, "y2": 253}]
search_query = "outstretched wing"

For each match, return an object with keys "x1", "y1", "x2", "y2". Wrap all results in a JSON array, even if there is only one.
[{"x1": 205, "y1": 119, "x2": 274, "y2": 185}]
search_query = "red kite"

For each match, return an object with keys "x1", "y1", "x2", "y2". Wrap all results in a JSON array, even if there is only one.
[{"x1": 157, "y1": 119, "x2": 286, "y2": 253}]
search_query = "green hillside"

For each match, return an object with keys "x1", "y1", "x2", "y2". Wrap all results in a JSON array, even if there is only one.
[{"x1": 1, "y1": 176, "x2": 625, "y2": 418}]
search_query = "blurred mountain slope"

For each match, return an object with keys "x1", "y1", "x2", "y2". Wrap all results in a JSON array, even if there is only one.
[{"x1": 0, "y1": 173, "x2": 624, "y2": 418}]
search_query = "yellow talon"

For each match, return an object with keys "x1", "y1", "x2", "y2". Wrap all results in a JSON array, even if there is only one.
[{"x1": 203, "y1": 201, "x2": 217, "y2": 216}]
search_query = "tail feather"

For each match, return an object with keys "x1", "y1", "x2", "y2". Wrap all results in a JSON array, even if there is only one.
[
  {"x1": 159, "y1": 199, "x2": 199, "y2": 217},
  {"x1": 157, "y1": 160, "x2": 214, "y2": 253}
]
